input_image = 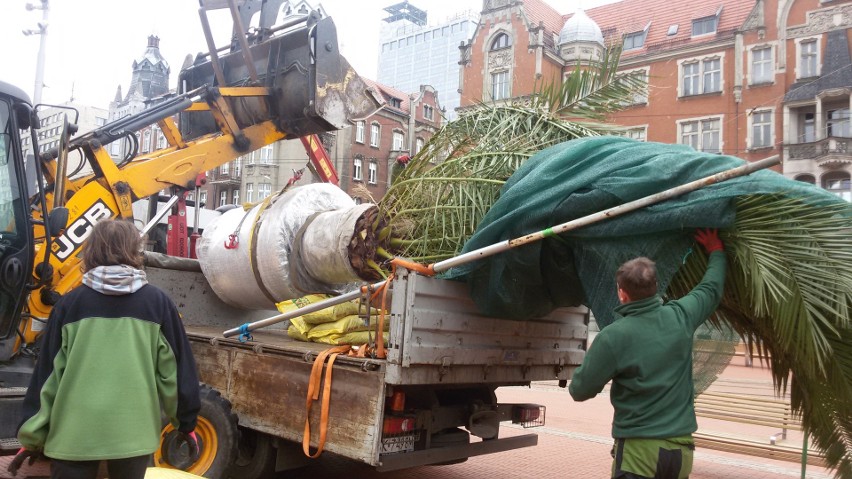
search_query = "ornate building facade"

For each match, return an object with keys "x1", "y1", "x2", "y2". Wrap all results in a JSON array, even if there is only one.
[{"x1": 459, "y1": 0, "x2": 852, "y2": 200}]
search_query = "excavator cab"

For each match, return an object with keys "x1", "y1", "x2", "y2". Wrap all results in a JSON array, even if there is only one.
[{"x1": 0, "y1": 82, "x2": 36, "y2": 366}]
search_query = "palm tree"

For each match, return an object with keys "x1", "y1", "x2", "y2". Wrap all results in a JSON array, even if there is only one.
[{"x1": 356, "y1": 46, "x2": 852, "y2": 476}]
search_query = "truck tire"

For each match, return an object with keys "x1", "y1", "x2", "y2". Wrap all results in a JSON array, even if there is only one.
[
  {"x1": 226, "y1": 427, "x2": 277, "y2": 479},
  {"x1": 155, "y1": 385, "x2": 239, "y2": 479},
  {"x1": 429, "y1": 428, "x2": 470, "y2": 466}
]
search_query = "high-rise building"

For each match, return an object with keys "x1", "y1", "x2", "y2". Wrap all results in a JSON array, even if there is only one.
[{"x1": 378, "y1": 1, "x2": 478, "y2": 121}]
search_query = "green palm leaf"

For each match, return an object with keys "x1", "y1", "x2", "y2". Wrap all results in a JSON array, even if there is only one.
[{"x1": 668, "y1": 195, "x2": 852, "y2": 476}]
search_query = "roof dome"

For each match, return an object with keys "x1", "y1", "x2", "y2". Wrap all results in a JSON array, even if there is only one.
[{"x1": 558, "y1": 9, "x2": 604, "y2": 46}]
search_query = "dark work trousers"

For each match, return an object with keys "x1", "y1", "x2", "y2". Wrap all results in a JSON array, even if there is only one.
[
  {"x1": 50, "y1": 455, "x2": 150, "y2": 479},
  {"x1": 611, "y1": 437, "x2": 693, "y2": 479}
]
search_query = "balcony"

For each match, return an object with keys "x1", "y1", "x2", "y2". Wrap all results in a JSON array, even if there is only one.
[{"x1": 785, "y1": 136, "x2": 851, "y2": 162}]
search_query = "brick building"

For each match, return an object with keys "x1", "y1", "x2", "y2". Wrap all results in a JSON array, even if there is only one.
[
  {"x1": 338, "y1": 79, "x2": 442, "y2": 202},
  {"x1": 459, "y1": 0, "x2": 852, "y2": 201}
]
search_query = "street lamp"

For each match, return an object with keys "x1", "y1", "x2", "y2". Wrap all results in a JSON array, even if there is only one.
[{"x1": 22, "y1": 0, "x2": 50, "y2": 105}]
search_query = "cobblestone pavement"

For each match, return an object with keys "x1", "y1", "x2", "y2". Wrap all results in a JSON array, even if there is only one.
[{"x1": 0, "y1": 361, "x2": 836, "y2": 478}]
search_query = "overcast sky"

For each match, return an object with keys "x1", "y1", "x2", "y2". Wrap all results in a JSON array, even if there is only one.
[{"x1": 2, "y1": 0, "x2": 618, "y2": 108}]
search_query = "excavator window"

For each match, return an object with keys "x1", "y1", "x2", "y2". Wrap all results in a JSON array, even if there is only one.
[{"x1": 0, "y1": 96, "x2": 34, "y2": 341}]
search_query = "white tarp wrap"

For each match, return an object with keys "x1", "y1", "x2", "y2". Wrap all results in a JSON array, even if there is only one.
[
  {"x1": 296, "y1": 203, "x2": 375, "y2": 286},
  {"x1": 197, "y1": 183, "x2": 355, "y2": 310}
]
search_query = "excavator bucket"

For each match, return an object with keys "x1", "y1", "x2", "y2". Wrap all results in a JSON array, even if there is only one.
[{"x1": 178, "y1": 11, "x2": 381, "y2": 141}]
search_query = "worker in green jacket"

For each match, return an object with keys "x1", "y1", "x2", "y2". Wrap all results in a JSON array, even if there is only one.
[
  {"x1": 8, "y1": 219, "x2": 201, "y2": 479},
  {"x1": 569, "y1": 229, "x2": 726, "y2": 479}
]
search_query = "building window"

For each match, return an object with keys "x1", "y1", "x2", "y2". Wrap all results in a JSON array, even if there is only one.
[
  {"x1": 491, "y1": 33, "x2": 511, "y2": 51},
  {"x1": 392, "y1": 131, "x2": 404, "y2": 151},
  {"x1": 234, "y1": 157, "x2": 241, "y2": 177},
  {"x1": 260, "y1": 145, "x2": 273, "y2": 164},
  {"x1": 258, "y1": 183, "x2": 271, "y2": 200},
  {"x1": 233, "y1": 189, "x2": 240, "y2": 204},
  {"x1": 800, "y1": 113, "x2": 816, "y2": 143},
  {"x1": 680, "y1": 117, "x2": 721, "y2": 153},
  {"x1": 424, "y1": 105, "x2": 434, "y2": 120},
  {"x1": 799, "y1": 39, "x2": 818, "y2": 78},
  {"x1": 491, "y1": 71, "x2": 510, "y2": 100},
  {"x1": 415, "y1": 137, "x2": 424, "y2": 154},
  {"x1": 822, "y1": 172, "x2": 851, "y2": 201},
  {"x1": 681, "y1": 57, "x2": 722, "y2": 96},
  {"x1": 219, "y1": 191, "x2": 228, "y2": 207},
  {"x1": 143, "y1": 130, "x2": 152, "y2": 153},
  {"x1": 795, "y1": 174, "x2": 816, "y2": 185},
  {"x1": 245, "y1": 183, "x2": 253, "y2": 203},
  {"x1": 827, "y1": 109, "x2": 851, "y2": 137},
  {"x1": 95, "y1": 117, "x2": 107, "y2": 126},
  {"x1": 624, "y1": 69, "x2": 648, "y2": 105},
  {"x1": 220, "y1": 162, "x2": 229, "y2": 175},
  {"x1": 702, "y1": 58, "x2": 721, "y2": 93},
  {"x1": 389, "y1": 98, "x2": 402, "y2": 109},
  {"x1": 199, "y1": 190, "x2": 207, "y2": 206},
  {"x1": 353, "y1": 156, "x2": 363, "y2": 181},
  {"x1": 157, "y1": 131, "x2": 166, "y2": 149},
  {"x1": 692, "y1": 15, "x2": 717, "y2": 36},
  {"x1": 750, "y1": 110, "x2": 772, "y2": 149},
  {"x1": 624, "y1": 127, "x2": 646, "y2": 142},
  {"x1": 355, "y1": 121, "x2": 365, "y2": 143},
  {"x1": 623, "y1": 31, "x2": 646, "y2": 50},
  {"x1": 370, "y1": 124, "x2": 380, "y2": 147},
  {"x1": 368, "y1": 160, "x2": 377, "y2": 184},
  {"x1": 751, "y1": 46, "x2": 773, "y2": 84}
]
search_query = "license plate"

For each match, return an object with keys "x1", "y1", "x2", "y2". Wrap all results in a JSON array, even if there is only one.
[{"x1": 381, "y1": 433, "x2": 419, "y2": 454}]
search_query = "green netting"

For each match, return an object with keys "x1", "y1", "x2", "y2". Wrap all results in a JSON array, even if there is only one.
[{"x1": 447, "y1": 136, "x2": 839, "y2": 329}]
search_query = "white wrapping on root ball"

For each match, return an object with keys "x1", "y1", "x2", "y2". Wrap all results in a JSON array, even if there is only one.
[{"x1": 197, "y1": 183, "x2": 365, "y2": 310}]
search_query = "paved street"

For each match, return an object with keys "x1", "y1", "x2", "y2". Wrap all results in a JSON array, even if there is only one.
[{"x1": 0, "y1": 360, "x2": 834, "y2": 479}]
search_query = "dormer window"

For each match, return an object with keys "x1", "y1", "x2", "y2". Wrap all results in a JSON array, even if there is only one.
[
  {"x1": 491, "y1": 33, "x2": 511, "y2": 51},
  {"x1": 389, "y1": 98, "x2": 402, "y2": 109},
  {"x1": 623, "y1": 31, "x2": 646, "y2": 50},
  {"x1": 692, "y1": 15, "x2": 717, "y2": 36}
]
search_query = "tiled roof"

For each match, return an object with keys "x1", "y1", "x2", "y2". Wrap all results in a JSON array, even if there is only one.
[
  {"x1": 564, "y1": 0, "x2": 755, "y2": 57},
  {"x1": 523, "y1": 0, "x2": 564, "y2": 36},
  {"x1": 785, "y1": 29, "x2": 852, "y2": 102},
  {"x1": 361, "y1": 77, "x2": 412, "y2": 114}
]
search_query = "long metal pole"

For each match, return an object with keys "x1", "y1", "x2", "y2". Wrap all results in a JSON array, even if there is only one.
[
  {"x1": 223, "y1": 155, "x2": 779, "y2": 338},
  {"x1": 432, "y1": 155, "x2": 779, "y2": 274},
  {"x1": 223, "y1": 281, "x2": 387, "y2": 338}
]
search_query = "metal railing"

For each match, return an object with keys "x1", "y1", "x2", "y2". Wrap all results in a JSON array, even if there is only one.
[{"x1": 786, "y1": 136, "x2": 851, "y2": 160}]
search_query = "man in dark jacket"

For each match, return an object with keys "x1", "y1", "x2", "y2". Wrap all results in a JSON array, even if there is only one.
[
  {"x1": 9, "y1": 219, "x2": 201, "y2": 479},
  {"x1": 569, "y1": 229, "x2": 726, "y2": 479}
]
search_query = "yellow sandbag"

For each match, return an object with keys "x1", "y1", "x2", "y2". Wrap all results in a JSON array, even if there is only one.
[
  {"x1": 313, "y1": 331, "x2": 389, "y2": 346},
  {"x1": 276, "y1": 294, "x2": 332, "y2": 314},
  {"x1": 289, "y1": 316, "x2": 312, "y2": 337},
  {"x1": 306, "y1": 314, "x2": 388, "y2": 340},
  {"x1": 276, "y1": 294, "x2": 380, "y2": 325},
  {"x1": 287, "y1": 324, "x2": 309, "y2": 342}
]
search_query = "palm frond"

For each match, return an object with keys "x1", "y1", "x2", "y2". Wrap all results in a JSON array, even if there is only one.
[{"x1": 668, "y1": 195, "x2": 852, "y2": 475}]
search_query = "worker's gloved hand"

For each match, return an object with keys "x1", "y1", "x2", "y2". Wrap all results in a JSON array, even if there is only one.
[
  {"x1": 695, "y1": 228, "x2": 723, "y2": 253},
  {"x1": 7, "y1": 448, "x2": 43, "y2": 476},
  {"x1": 177, "y1": 430, "x2": 200, "y2": 463}
]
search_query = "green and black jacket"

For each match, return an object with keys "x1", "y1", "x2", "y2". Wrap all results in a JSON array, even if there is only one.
[
  {"x1": 18, "y1": 280, "x2": 201, "y2": 460},
  {"x1": 569, "y1": 251, "x2": 726, "y2": 439}
]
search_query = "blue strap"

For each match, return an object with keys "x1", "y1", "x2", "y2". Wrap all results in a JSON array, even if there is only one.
[
  {"x1": 681, "y1": 246, "x2": 694, "y2": 265},
  {"x1": 238, "y1": 323, "x2": 253, "y2": 343}
]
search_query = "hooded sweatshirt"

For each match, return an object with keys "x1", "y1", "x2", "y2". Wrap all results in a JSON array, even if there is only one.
[{"x1": 18, "y1": 265, "x2": 201, "y2": 460}]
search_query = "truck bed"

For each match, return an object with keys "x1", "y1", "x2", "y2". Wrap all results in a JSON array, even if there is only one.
[{"x1": 147, "y1": 263, "x2": 587, "y2": 468}]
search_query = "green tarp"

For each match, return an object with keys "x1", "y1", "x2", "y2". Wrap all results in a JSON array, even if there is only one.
[{"x1": 448, "y1": 136, "x2": 840, "y2": 328}]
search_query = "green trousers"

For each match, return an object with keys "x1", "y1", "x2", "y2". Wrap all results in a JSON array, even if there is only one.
[{"x1": 611, "y1": 436, "x2": 694, "y2": 479}]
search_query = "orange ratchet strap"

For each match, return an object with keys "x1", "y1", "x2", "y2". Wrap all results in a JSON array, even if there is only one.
[{"x1": 303, "y1": 345, "x2": 351, "y2": 458}]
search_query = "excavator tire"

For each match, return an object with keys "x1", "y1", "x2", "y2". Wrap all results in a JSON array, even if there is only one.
[
  {"x1": 226, "y1": 427, "x2": 277, "y2": 479},
  {"x1": 155, "y1": 385, "x2": 239, "y2": 479}
]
